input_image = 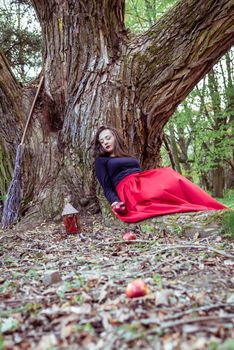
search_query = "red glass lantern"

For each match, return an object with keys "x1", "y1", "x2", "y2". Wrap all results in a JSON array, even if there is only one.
[{"x1": 62, "y1": 203, "x2": 81, "y2": 234}]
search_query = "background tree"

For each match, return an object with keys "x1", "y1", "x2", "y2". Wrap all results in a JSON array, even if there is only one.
[
  {"x1": 0, "y1": 0, "x2": 42, "y2": 82},
  {"x1": 164, "y1": 51, "x2": 234, "y2": 197},
  {"x1": 125, "y1": 0, "x2": 233, "y2": 199},
  {"x1": 0, "y1": 0, "x2": 234, "y2": 224},
  {"x1": 125, "y1": 0, "x2": 177, "y2": 31}
]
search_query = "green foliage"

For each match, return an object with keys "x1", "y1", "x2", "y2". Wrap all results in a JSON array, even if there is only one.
[
  {"x1": 0, "y1": 303, "x2": 41, "y2": 317},
  {"x1": 75, "y1": 323, "x2": 95, "y2": 336},
  {"x1": 56, "y1": 276, "x2": 85, "y2": 298},
  {"x1": 0, "y1": 317, "x2": 19, "y2": 334},
  {"x1": 139, "y1": 223, "x2": 156, "y2": 233},
  {"x1": 0, "y1": 0, "x2": 42, "y2": 82},
  {"x1": 221, "y1": 210, "x2": 234, "y2": 238},
  {"x1": 0, "y1": 336, "x2": 4, "y2": 350},
  {"x1": 163, "y1": 51, "x2": 234, "y2": 193},
  {"x1": 125, "y1": 0, "x2": 178, "y2": 32},
  {"x1": 217, "y1": 190, "x2": 234, "y2": 209},
  {"x1": 0, "y1": 280, "x2": 18, "y2": 295},
  {"x1": 25, "y1": 268, "x2": 39, "y2": 279},
  {"x1": 152, "y1": 273, "x2": 163, "y2": 288},
  {"x1": 208, "y1": 339, "x2": 234, "y2": 350},
  {"x1": 0, "y1": 0, "x2": 179, "y2": 84},
  {"x1": 117, "y1": 323, "x2": 145, "y2": 341},
  {"x1": 126, "y1": 3, "x2": 234, "y2": 196}
]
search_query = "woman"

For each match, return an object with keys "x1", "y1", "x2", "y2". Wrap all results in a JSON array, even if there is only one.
[{"x1": 93, "y1": 126, "x2": 227, "y2": 223}]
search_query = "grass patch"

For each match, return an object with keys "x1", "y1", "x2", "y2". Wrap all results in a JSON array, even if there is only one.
[
  {"x1": 221, "y1": 211, "x2": 234, "y2": 238},
  {"x1": 216, "y1": 191, "x2": 234, "y2": 209}
]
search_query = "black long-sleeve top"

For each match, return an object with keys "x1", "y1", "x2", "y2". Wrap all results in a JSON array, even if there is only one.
[{"x1": 95, "y1": 156, "x2": 141, "y2": 204}]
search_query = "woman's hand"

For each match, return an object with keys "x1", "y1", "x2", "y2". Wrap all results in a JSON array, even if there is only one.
[{"x1": 111, "y1": 201, "x2": 126, "y2": 214}]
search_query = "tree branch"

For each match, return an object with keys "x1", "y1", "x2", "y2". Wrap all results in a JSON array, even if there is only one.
[{"x1": 128, "y1": 0, "x2": 234, "y2": 143}]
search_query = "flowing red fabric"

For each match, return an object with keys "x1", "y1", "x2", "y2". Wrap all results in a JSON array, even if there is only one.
[{"x1": 115, "y1": 167, "x2": 227, "y2": 223}]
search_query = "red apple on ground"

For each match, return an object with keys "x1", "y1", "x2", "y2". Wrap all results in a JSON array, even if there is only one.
[
  {"x1": 112, "y1": 201, "x2": 126, "y2": 214},
  {"x1": 126, "y1": 279, "x2": 150, "y2": 298},
  {"x1": 123, "y1": 232, "x2": 137, "y2": 241}
]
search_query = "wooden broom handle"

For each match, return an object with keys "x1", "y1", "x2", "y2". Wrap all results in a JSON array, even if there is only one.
[{"x1": 20, "y1": 75, "x2": 45, "y2": 145}]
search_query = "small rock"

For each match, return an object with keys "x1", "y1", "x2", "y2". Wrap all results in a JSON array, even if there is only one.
[
  {"x1": 224, "y1": 260, "x2": 234, "y2": 266},
  {"x1": 227, "y1": 293, "x2": 234, "y2": 303},
  {"x1": 193, "y1": 232, "x2": 200, "y2": 240},
  {"x1": 43, "y1": 270, "x2": 62, "y2": 285},
  {"x1": 35, "y1": 334, "x2": 58, "y2": 350},
  {"x1": 155, "y1": 289, "x2": 175, "y2": 306},
  {"x1": 203, "y1": 227, "x2": 217, "y2": 232}
]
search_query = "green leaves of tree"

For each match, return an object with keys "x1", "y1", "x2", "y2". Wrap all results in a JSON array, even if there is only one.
[
  {"x1": 125, "y1": 0, "x2": 178, "y2": 32},
  {"x1": 0, "y1": 0, "x2": 42, "y2": 82}
]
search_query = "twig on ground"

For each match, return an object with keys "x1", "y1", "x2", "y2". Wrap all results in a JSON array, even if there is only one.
[
  {"x1": 198, "y1": 235, "x2": 217, "y2": 243},
  {"x1": 96, "y1": 239, "x2": 156, "y2": 246},
  {"x1": 96, "y1": 241, "x2": 234, "y2": 259},
  {"x1": 162, "y1": 303, "x2": 234, "y2": 322},
  {"x1": 145, "y1": 314, "x2": 234, "y2": 334},
  {"x1": 160, "y1": 314, "x2": 234, "y2": 330},
  {"x1": 153, "y1": 244, "x2": 234, "y2": 259}
]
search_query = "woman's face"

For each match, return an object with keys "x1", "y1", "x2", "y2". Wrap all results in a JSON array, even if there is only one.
[{"x1": 99, "y1": 129, "x2": 116, "y2": 155}]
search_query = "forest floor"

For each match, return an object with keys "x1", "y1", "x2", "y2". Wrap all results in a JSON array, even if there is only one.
[{"x1": 0, "y1": 213, "x2": 234, "y2": 350}]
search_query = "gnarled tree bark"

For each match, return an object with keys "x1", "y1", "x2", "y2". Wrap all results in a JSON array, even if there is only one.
[
  {"x1": 0, "y1": 0, "x2": 234, "y2": 222},
  {"x1": 0, "y1": 50, "x2": 23, "y2": 195}
]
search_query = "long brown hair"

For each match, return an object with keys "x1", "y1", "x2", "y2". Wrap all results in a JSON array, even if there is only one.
[{"x1": 91, "y1": 126, "x2": 130, "y2": 158}]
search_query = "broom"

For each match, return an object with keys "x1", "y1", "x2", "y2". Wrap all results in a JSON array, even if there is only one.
[{"x1": 1, "y1": 75, "x2": 44, "y2": 229}]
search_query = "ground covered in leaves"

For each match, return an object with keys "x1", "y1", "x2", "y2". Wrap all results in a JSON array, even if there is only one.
[{"x1": 0, "y1": 214, "x2": 234, "y2": 350}]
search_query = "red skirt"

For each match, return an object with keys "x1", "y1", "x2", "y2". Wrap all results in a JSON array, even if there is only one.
[{"x1": 115, "y1": 167, "x2": 227, "y2": 223}]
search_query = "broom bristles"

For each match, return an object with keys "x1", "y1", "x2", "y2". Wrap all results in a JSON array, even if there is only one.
[{"x1": 1, "y1": 144, "x2": 24, "y2": 229}]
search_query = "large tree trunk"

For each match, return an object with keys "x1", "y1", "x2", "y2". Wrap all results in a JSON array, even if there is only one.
[
  {"x1": 207, "y1": 68, "x2": 227, "y2": 198},
  {"x1": 1, "y1": 0, "x2": 234, "y2": 222},
  {"x1": 0, "y1": 50, "x2": 23, "y2": 196},
  {"x1": 212, "y1": 167, "x2": 225, "y2": 198},
  {"x1": 168, "y1": 124, "x2": 182, "y2": 173}
]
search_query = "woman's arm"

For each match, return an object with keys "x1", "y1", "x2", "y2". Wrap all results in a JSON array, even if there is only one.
[{"x1": 95, "y1": 158, "x2": 120, "y2": 204}]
